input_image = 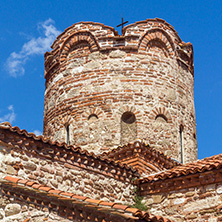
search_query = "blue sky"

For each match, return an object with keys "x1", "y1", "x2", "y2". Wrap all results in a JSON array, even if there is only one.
[{"x1": 1, "y1": 0, "x2": 222, "y2": 159}]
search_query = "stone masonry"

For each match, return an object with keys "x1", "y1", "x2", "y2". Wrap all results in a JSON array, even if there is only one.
[
  {"x1": 142, "y1": 178, "x2": 222, "y2": 221},
  {"x1": 43, "y1": 18, "x2": 197, "y2": 163},
  {"x1": 0, "y1": 126, "x2": 137, "y2": 206}
]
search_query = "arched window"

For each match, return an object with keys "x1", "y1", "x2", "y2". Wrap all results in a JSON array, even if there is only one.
[
  {"x1": 121, "y1": 112, "x2": 136, "y2": 124},
  {"x1": 180, "y1": 125, "x2": 184, "y2": 163},
  {"x1": 121, "y1": 112, "x2": 137, "y2": 144}
]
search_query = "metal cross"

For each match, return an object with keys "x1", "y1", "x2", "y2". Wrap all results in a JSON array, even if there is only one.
[{"x1": 117, "y1": 17, "x2": 128, "y2": 34}]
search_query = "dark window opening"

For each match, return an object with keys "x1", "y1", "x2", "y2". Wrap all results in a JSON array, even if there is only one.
[
  {"x1": 193, "y1": 133, "x2": 196, "y2": 139},
  {"x1": 66, "y1": 125, "x2": 70, "y2": 145},
  {"x1": 180, "y1": 125, "x2": 184, "y2": 163},
  {"x1": 88, "y1": 114, "x2": 98, "y2": 121},
  {"x1": 121, "y1": 112, "x2": 136, "y2": 124},
  {"x1": 155, "y1": 114, "x2": 168, "y2": 122}
]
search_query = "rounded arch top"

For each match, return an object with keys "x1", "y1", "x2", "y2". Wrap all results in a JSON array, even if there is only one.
[
  {"x1": 150, "y1": 107, "x2": 173, "y2": 124},
  {"x1": 138, "y1": 28, "x2": 175, "y2": 56},
  {"x1": 51, "y1": 21, "x2": 118, "y2": 50},
  {"x1": 59, "y1": 31, "x2": 100, "y2": 59},
  {"x1": 123, "y1": 18, "x2": 182, "y2": 42}
]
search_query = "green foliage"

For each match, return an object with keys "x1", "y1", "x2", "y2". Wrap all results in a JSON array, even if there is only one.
[
  {"x1": 131, "y1": 187, "x2": 148, "y2": 211},
  {"x1": 131, "y1": 195, "x2": 148, "y2": 211}
]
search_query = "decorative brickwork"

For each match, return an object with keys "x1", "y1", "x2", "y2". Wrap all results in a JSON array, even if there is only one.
[{"x1": 43, "y1": 18, "x2": 196, "y2": 163}]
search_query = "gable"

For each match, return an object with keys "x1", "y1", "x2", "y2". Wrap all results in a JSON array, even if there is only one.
[{"x1": 101, "y1": 140, "x2": 181, "y2": 176}]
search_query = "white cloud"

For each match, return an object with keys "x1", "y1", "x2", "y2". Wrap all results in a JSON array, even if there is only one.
[
  {"x1": 33, "y1": 129, "x2": 42, "y2": 136},
  {"x1": 0, "y1": 105, "x2": 16, "y2": 123},
  {"x1": 6, "y1": 18, "x2": 60, "y2": 77}
]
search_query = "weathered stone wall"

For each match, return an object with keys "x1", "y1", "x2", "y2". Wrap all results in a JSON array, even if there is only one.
[
  {"x1": 43, "y1": 19, "x2": 197, "y2": 163},
  {"x1": 142, "y1": 181, "x2": 222, "y2": 221},
  {"x1": 0, "y1": 131, "x2": 136, "y2": 205},
  {"x1": 0, "y1": 197, "x2": 69, "y2": 222}
]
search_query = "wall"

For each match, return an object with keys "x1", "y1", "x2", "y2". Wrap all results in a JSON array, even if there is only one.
[
  {"x1": 141, "y1": 175, "x2": 222, "y2": 221},
  {"x1": 0, "y1": 197, "x2": 70, "y2": 222},
  {"x1": 0, "y1": 128, "x2": 137, "y2": 205},
  {"x1": 43, "y1": 19, "x2": 197, "y2": 163}
]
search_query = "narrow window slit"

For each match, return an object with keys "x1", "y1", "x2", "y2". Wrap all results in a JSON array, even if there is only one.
[
  {"x1": 180, "y1": 125, "x2": 184, "y2": 163},
  {"x1": 66, "y1": 125, "x2": 70, "y2": 145}
]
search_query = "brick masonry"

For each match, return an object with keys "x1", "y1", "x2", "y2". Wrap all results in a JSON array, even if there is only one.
[{"x1": 43, "y1": 18, "x2": 197, "y2": 163}]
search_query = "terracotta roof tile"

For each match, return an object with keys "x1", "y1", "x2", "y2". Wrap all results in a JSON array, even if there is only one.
[
  {"x1": 0, "y1": 122, "x2": 138, "y2": 176},
  {"x1": 38, "y1": 186, "x2": 53, "y2": 192},
  {"x1": 112, "y1": 204, "x2": 129, "y2": 210},
  {"x1": 18, "y1": 179, "x2": 29, "y2": 185},
  {"x1": 101, "y1": 139, "x2": 181, "y2": 175},
  {"x1": 85, "y1": 198, "x2": 102, "y2": 205},
  {"x1": 60, "y1": 192, "x2": 74, "y2": 197},
  {"x1": 137, "y1": 153, "x2": 222, "y2": 184},
  {"x1": 2, "y1": 175, "x2": 173, "y2": 222},
  {"x1": 48, "y1": 189, "x2": 63, "y2": 194},
  {"x1": 4, "y1": 176, "x2": 20, "y2": 183},
  {"x1": 31, "y1": 184, "x2": 42, "y2": 189},
  {"x1": 99, "y1": 201, "x2": 116, "y2": 207},
  {"x1": 71, "y1": 195, "x2": 88, "y2": 201},
  {"x1": 125, "y1": 207, "x2": 140, "y2": 214},
  {"x1": 26, "y1": 181, "x2": 37, "y2": 187}
]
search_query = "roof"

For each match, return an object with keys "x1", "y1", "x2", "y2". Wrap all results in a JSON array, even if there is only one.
[
  {"x1": 0, "y1": 122, "x2": 139, "y2": 179},
  {"x1": 137, "y1": 153, "x2": 222, "y2": 184},
  {"x1": 101, "y1": 140, "x2": 181, "y2": 175},
  {"x1": 136, "y1": 153, "x2": 222, "y2": 195},
  {"x1": 1, "y1": 176, "x2": 173, "y2": 222}
]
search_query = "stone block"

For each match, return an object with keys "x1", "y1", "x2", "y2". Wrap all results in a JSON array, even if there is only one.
[
  {"x1": 109, "y1": 50, "x2": 126, "y2": 58},
  {"x1": 5, "y1": 203, "x2": 21, "y2": 217},
  {"x1": 185, "y1": 191, "x2": 195, "y2": 197},
  {"x1": 23, "y1": 161, "x2": 37, "y2": 171},
  {"x1": 0, "y1": 209, "x2": 4, "y2": 219},
  {"x1": 217, "y1": 185, "x2": 222, "y2": 194},
  {"x1": 152, "y1": 194, "x2": 165, "y2": 204},
  {"x1": 6, "y1": 165, "x2": 16, "y2": 175}
]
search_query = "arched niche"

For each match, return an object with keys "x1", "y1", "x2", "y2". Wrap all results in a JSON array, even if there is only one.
[
  {"x1": 138, "y1": 29, "x2": 175, "y2": 57},
  {"x1": 59, "y1": 31, "x2": 100, "y2": 63}
]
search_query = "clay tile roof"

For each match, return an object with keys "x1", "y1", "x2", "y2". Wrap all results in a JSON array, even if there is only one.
[
  {"x1": 137, "y1": 153, "x2": 222, "y2": 184},
  {"x1": 48, "y1": 189, "x2": 63, "y2": 194},
  {"x1": 26, "y1": 181, "x2": 37, "y2": 187},
  {"x1": 4, "y1": 176, "x2": 20, "y2": 183},
  {"x1": 2, "y1": 175, "x2": 173, "y2": 222},
  {"x1": 38, "y1": 186, "x2": 53, "y2": 192},
  {"x1": 99, "y1": 201, "x2": 116, "y2": 207},
  {"x1": 31, "y1": 184, "x2": 42, "y2": 189},
  {"x1": 101, "y1": 139, "x2": 181, "y2": 175},
  {"x1": 112, "y1": 204, "x2": 129, "y2": 211},
  {"x1": 0, "y1": 122, "x2": 138, "y2": 175},
  {"x1": 85, "y1": 198, "x2": 102, "y2": 205},
  {"x1": 60, "y1": 192, "x2": 74, "y2": 197},
  {"x1": 17, "y1": 179, "x2": 29, "y2": 185},
  {"x1": 71, "y1": 195, "x2": 88, "y2": 201}
]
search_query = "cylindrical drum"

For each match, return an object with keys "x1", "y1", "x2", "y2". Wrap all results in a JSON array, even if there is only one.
[{"x1": 43, "y1": 18, "x2": 197, "y2": 163}]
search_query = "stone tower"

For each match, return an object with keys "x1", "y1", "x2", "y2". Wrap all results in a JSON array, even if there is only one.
[{"x1": 43, "y1": 18, "x2": 197, "y2": 163}]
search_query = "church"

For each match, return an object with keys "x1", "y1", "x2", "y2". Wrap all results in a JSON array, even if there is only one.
[{"x1": 0, "y1": 18, "x2": 222, "y2": 221}]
